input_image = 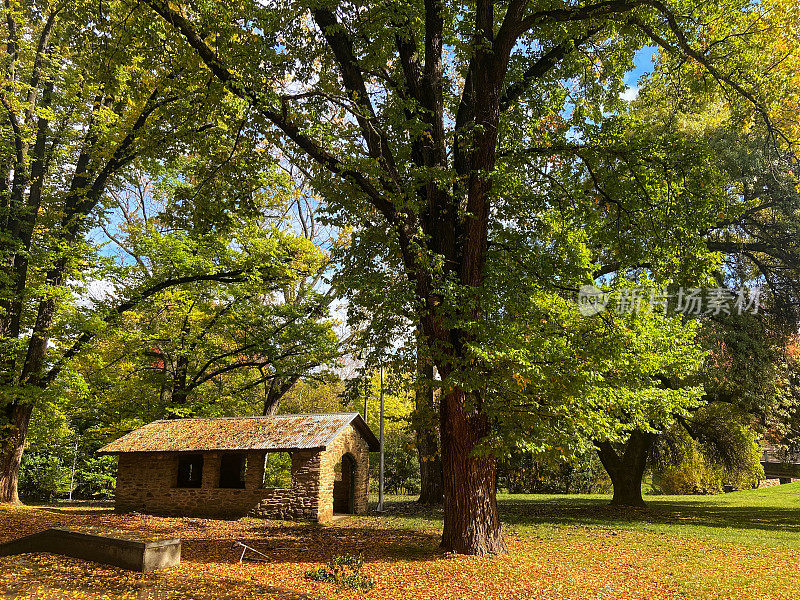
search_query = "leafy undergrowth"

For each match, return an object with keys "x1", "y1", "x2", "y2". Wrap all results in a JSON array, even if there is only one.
[
  {"x1": 305, "y1": 555, "x2": 374, "y2": 592},
  {"x1": 2, "y1": 486, "x2": 800, "y2": 599}
]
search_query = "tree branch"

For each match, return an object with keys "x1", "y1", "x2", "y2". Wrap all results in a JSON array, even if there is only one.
[
  {"x1": 500, "y1": 28, "x2": 602, "y2": 112},
  {"x1": 311, "y1": 6, "x2": 400, "y2": 181},
  {"x1": 143, "y1": 0, "x2": 397, "y2": 222},
  {"x1": 629, "y1": 1, "x2": 788, "y2": 147},
  {"x1": 518, "y1": 1, "x2": 645, "y2": 34},
  {"x1": 43, "y1": 269, "x2": 248, "y2": 386}
]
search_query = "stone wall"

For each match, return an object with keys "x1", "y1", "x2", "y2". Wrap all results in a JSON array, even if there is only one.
[
  {"x1": 114, "y1": 451, "x2": 278, "y2": 519},
  {"x1": 249, "y1": 451, "x2": 320, "y2": 520},
  {"x1": 113, "y1": 423, "x2": 371, "y2": 522},
  {"x1": 316, "y1": 423, "x2": 370, "y2": 521}
]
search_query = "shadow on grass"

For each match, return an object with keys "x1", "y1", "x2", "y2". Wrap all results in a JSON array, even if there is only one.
[
  {"x1": 182, "y1": 522, "x2": 442, "y2": 565},
  {"x1": 368, "y1": 489, "x2": 800, "y2": 538},
  {"x1": 497, "y1": 496, "x2": 800, "y2": 534}
]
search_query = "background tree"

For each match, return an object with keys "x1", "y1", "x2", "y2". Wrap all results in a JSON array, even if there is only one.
[
  {"x1": 0, "y1": 0, "x2": 330, "y2": 502},
  {"x1": 86, "y1": 172, "x2": 340, "y2": 420},
  {"x1": 0, "y1": 0, "x2": 230, "y2": 502}
]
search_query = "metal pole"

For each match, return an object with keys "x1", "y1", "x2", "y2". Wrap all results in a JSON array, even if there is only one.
[
  {"x1": 69, "y1": 437, "x2": 79, "y2": 502},
  {"x1": 378, "y1": 363, "x2": 385, "y2": 512},
  {"x1": 363, "y1": 373, "x2": 369, "y2": 424}
]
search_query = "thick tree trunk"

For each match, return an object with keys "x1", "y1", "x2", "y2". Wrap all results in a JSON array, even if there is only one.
[
  {"x1": 417, "y1": 428, "x2": 443, "y2": 505},
  {"x1": 439, "y1": 386, "x2": 506, "y2": 555},
  {"x1": 263, "y1": 375, "x2": 301, "y2": 416},
  {"x1": 0, "y1": 258, "x2": 71, "y2": 502},
  {"x1": 0, "y1": 403, "x2": 33, "y2": 504},
  {"x1": 415, "y1": 344, "x2": 442, "y2": 505},
  {"x1": 596, "y1": 430, "x2": 655, "y2": 508}
]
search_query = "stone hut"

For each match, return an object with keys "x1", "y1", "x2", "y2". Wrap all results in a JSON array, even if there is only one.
[{"x1": 98, "y1": 413, "x2": 379, "y2": 521}]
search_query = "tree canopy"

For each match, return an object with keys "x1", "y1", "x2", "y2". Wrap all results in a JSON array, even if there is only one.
[{"x1": 1, "y1": 0, "x2": 799, "y2": 557}]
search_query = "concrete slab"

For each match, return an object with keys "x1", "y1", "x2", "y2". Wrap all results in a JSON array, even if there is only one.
[{"x1": 0, "y1": 527, "x2": 181, "y2": 572}]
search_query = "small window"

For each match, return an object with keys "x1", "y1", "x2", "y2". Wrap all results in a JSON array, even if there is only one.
[
  {"x1": 177, "y1": 454, "x2": 204, "y2": 488},
  {"x1": 218, "y1": 453, "x2": 247, "y2": 489},
  {"x1": 262, "y1": 452, "x2": 292, "y2": 489}
]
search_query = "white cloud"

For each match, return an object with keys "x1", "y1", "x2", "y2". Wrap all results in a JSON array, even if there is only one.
[
  {"x1": 621, "y1": 86, "x2": 639, "y2": 102},
  {"x1": 75, "y1": 278, "x2": 117, "y2": 308}
]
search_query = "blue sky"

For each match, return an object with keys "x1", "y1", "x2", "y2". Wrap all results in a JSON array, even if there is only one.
[{"x1": 623, "y1": 45, "x2": 658, "y2": 100}]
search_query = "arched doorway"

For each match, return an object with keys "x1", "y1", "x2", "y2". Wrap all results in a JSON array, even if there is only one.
[{"x1": 333, "y1": 454, "x2": 356, "y2": 514}]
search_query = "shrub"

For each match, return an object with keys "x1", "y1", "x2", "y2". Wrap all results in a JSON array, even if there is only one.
[
  {"x1": 304, "y1": 554, "x2": 374, "y2": 592},
  {"x1": 653, "y1": 444, "x2": 722, "y2": 494},
  {"x1": 651, "y1": 421, "x2": 763, "y2": 495},
  {"x1": 75, "y1": 456, "x2": 117, "y2": 499},
  {"x1": 19, "y1": 453, "x2": 71, "y2": 501}
]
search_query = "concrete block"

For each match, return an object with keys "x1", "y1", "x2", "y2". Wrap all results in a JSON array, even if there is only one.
[{"x1": 0, "y1": 528, "x2": 181, "y2": 572}]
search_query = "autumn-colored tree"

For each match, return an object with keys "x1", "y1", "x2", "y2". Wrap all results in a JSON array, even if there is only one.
[
  {"x1": 0, "y1": 0, "x2": 331, "y2": 503},
  {"x1": 581, "y1": 22, "x2": 800, "y2": 503},
  {"x1": 142, "y1": 0, "x2": 789, "y2": 553}
]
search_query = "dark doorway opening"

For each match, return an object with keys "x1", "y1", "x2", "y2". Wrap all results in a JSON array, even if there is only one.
[{"x1": 333, "y1": 454, "x2": 356, "y2": 514}]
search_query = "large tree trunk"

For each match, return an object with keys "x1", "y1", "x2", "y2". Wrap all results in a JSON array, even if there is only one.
[
  {"x1": 415, "y1": 343, "x2": 442, "y2": 505},
  {"x1": 416, "y1": 420, "x2": 443, "y2": 505},
  {"x1": 0, "y1": 403, "x2": 33, "y2": 503},
  {"x1": 596, "y1": 430, "x2": 655, "y2": 508},
  {"x1": 263, "y1": 375, "x2": 301, "y2": 416},
  {"x1": 439, "y1": 386, "x2": 506, "y2": 555}
]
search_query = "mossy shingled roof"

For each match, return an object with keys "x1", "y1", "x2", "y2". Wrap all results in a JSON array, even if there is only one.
[{"x1": 97, "y1": 413, "x2": 379, "y2": 454}]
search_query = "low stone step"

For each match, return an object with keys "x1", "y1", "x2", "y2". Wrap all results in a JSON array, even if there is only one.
[{"x1": 0, "y1": 527, "x2": 181, "y2": 572}]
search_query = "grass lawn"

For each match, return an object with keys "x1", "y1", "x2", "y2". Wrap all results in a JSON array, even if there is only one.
[{"x1": 2, "y1": 484, "x2": 800, "y2": 599}]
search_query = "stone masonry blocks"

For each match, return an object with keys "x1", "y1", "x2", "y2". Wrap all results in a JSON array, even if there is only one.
[{"x1": 113, "y1": 424, "x2": 370, "y2": 522}]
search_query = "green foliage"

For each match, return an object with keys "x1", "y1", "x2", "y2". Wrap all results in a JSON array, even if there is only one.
[
  {"x1": 2, "y1": 0, "x2": 794, "y2": 554},
  {"x1": 377, "y1": 432, "x2": 420, "y2": 496},
  {"x1": 499, "y1": 452, "x2": 611, "y2": 495},
  {"x1": 25, "y1": 400, "x2": 74, "y2": 455},
  {"x1": 263, "y1": 453, "x2": 292, "y2": 489},
  {"x1": 1, "y1": 0, "x2": 242, "y2": 398},
  {"x1": 140, "y1": 0, "x2": 772, "y2": 472},
  {"x1": 304, "y1": 555, "x2": 374, "y2": 592},
  {"x1": 278, "y1": 378, "x2": 350, "y2": 415},
  {"x1": 18, "y1": 454, "x2": 71, "y2": 501},
  {"x1": 653, "y1": 445, "x2": 724, "y2": 495},
  {"x1": 362, "y1": 369, "x2": 420, "y2": 496},
  {"x1": 476, "y1": 282, "x2": 707, "y2": 459},
  {"x1": 652, "y1": 422, "x2": 763, "y2": 495},
  {"x1": 57, "y1": 171, "x2": 342, "y2": 443},
  {"x1": 74, "y1": 456, "x2": 117, "y2": 500},
  {"x1": 23, "y1": 404, "x2": 118, "y2": 500},
  {"x1": 0, "y1": 0, "x2": 348, "y2": 505},
  {"x1": 698, "y1": 313, "x2": 796, "y2": 433}
]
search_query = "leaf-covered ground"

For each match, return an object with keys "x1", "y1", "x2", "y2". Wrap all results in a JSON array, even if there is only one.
[{"x1": 3, "y1": 484, "x2": 800, "y2": 599}]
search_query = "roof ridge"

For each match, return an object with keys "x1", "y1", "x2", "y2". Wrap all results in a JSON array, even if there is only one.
[{"x1": 150, "y1": 412, "x2": 361, "y2": 423}]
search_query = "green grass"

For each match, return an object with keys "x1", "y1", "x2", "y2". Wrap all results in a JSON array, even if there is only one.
[
  {"x1": 374, "y1": 484, "x2": 800, "y2": 548},
  {"x1": 367, "y1": 485, "x2": 800, "y2": 599},
  {"x1": 499, "y1": 485, "x2": 800, "y2": 548}
]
